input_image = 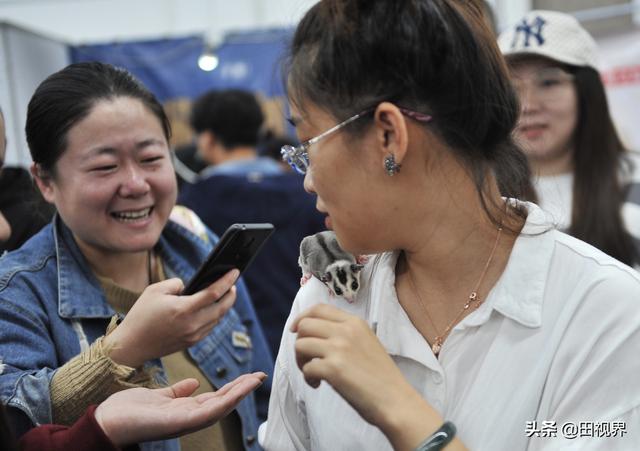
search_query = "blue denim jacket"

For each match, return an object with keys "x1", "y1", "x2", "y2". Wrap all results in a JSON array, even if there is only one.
[{"x1": 0, "y1": 216, "x2": 273, "y2": 451}]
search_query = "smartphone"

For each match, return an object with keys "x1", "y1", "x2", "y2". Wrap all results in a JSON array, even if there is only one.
[{"x1": 182, "y1": 223, "x2": 275, "y2": 296}]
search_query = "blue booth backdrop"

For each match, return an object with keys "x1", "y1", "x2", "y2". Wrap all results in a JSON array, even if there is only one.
[{"x1": 70, "y1": 29, "x2": 292, "y2": 146}]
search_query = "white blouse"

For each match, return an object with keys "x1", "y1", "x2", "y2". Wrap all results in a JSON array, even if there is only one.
[{"x1": 259, "y1": 202, "x2": 640, "y2": 451}]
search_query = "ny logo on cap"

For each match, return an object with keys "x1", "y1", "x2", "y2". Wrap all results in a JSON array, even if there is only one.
[{"x1": 511, "y1": 16, "x2": 547, "y2": 48}]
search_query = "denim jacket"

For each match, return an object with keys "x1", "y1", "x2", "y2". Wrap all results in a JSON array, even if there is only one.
[{"x1": 0, "y1": 215, "x2": 273, "y2": 451}]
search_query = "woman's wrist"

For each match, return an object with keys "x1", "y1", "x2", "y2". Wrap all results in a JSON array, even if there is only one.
[
  {"x1": 414, "y1": 421, "x2": 456, "y2": 451},
  {"x1": 379, "y1": 387, "x2": 445, "y2": 451},
  {"x1": 102, "y1": 326, "x2": 141, "y2": 368}
]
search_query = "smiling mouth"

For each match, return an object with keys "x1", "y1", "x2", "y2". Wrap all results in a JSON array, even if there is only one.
[
  {"x1": 518, "y1": 123, "x2": 546, "y2": 132},
  {"x1": 110, "y1": 207, "x2": 153, "y2": 222}
]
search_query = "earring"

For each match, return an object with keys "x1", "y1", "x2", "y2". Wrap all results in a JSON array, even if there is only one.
[{"x1": 384, "y1": 154, "x2": 401, "y2": 176}]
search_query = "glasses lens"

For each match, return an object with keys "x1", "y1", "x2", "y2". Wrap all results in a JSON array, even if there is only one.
[{"x1": 281, "y1": 145, "x2": 308, "y2": 174}]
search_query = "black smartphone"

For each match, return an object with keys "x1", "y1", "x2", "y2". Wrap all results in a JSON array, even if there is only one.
[{"x1": 182, "y1": 223, "x2": 275, "y2": 296}]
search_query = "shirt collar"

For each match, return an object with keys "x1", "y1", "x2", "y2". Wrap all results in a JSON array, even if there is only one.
[
  {"x1": 462, "y1": 201, "x2": 556, "y2": 329},
  {"x1": 367, "y1": 252, "x2": 441, "y2": 370},
  {"x1": 54, "y1": 215, "x2": 211, "y2": 319},
  {"x1": 367, "y1": 201, "x2": 556, "y2": 367}
]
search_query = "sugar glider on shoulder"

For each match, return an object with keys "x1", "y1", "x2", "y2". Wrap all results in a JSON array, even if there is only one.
[{"x1": 299, "y1": 230, "x2": 365, "y2": 303}]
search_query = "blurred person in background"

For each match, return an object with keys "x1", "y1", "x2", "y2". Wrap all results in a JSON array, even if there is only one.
[
  {"x1": 0, "y1": 107, "x2": 54, "y2": 253},
  {"x1": 188, "y1": 89, "x2": 281, "y2": 179},
  {"x1": 499, "y1": 10, "x2": 640, "y2": 267},
  {"x1": 258, "y1": 131, "x2": 298, "y2": 172},
  {"x1": 179, "y1": 91, "x2": 325, "y2": 358}
]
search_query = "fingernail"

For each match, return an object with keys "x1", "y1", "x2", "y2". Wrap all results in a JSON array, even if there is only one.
[{"x1": 230, "y1": 269, "x2": 240, "y2": 281}]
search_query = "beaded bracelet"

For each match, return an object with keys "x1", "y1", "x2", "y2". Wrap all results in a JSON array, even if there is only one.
[{"x1": 414, "y1": 421, "x2": 457, "y2": 451}]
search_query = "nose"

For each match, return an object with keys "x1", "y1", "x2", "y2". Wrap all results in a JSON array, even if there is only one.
[
  {"x1": 303, "y1": 168, "x2": 315, "y2": 195},
  {"x1": 118, "y1": 164, "x2": 150, "y2": 197},
  {"x1": 519, "y1": 83, "x2": 542, "y2": 115}
]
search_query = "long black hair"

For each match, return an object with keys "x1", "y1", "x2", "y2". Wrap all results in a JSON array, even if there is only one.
[{"x1": 568, "y1": 66, "x2": 638, "y2": 266}]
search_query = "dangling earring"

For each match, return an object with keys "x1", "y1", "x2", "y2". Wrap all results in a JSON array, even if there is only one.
[{"x1": 384, "y1": 154, "x2": 401, "y2": 176}]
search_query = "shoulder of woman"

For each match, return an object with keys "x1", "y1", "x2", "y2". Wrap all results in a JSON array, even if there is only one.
[
  {"x1": 0, "y1": 224, "x2": 55, "y2": 280},
  {"x1": 293, "y1": 252, "x2": 387, "y2": 317},
  {"x1": 294, "y1": 275, "x2": 334, "y2": 311}
]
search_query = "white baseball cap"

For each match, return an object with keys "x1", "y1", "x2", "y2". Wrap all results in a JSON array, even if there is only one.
[{"x1": 498, "y1": 10, "x2": 599, "y2": 70}]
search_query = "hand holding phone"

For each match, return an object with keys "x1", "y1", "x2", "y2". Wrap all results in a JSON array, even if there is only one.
[{"x1": 182, "y1": 223, "x2": 275, "y2": 296}]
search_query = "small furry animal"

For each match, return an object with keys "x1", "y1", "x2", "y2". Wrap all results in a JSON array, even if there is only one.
[{"x1": 299, "y1": 230, "x2": 364, "y2": 302}]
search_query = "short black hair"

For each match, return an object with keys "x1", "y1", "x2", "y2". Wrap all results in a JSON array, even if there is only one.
[
  {"x1": 259, "y1": 133, "x2": 297, "y2": 162},
  {"x1": 190, "y1": 89, "x2": 264, "y2": 148}
]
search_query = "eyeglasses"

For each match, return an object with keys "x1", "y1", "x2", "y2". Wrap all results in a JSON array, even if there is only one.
[
  {"x1": 281, "y1": 106, "x2": 433, "y2": 174},
  {"x1": 511, "y1": 67, "x2": 575, "y2": 104}
]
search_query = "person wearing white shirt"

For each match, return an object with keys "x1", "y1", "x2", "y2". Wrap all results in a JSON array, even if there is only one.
[
  {"x1": 257, "y1": 1, "x2": 640, "y2": 450},
  {"x1": 261, "y1": 202, "x2": 640, "y2": 450}
]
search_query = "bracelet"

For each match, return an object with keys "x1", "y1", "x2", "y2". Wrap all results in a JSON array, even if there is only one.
[{"x1": 414, "y1": 421, "x2": 457, "y2": 451}]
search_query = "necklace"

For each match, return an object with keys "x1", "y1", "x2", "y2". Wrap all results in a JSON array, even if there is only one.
[{"x1": 406, "y1": 226, "x2": 503, "y2": 356}]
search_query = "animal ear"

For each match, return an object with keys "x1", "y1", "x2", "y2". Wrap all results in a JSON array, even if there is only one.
[
  {"x1": 321, "y1": 272, "x2": 332, "y2": 282},
  {"x1": 350, "y1": 264, "x2": 364, "y2": 273}
]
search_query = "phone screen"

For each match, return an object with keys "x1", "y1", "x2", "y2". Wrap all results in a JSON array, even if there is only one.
[{"x1": 182, "y1": 223, "x2": 275, "y2": 295}]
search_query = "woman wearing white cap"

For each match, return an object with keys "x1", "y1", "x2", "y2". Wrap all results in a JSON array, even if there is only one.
[{"x1": 499, "y1": 10, "x2": 640, "y2": 267}]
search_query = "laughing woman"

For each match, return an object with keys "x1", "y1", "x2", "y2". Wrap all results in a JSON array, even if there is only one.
[
  {"x1": 259, "y1": 1, "x2": 640, "y2": 450},
  {"x1": 0, "y1": 62, "x2": 272, "y2": 451}
]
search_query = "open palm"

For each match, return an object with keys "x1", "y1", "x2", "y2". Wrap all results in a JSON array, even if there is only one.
[{"x1": 95, "y1": 372, "x2": 266, "y2": 446}]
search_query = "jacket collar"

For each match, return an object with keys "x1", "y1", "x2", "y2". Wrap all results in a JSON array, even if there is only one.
[
  {"x1": 55, "y1": 215, "x2": 211, "y2": 319},
  {"x1": 54, "y1": 216, "x2": 113, "y2": 319}
]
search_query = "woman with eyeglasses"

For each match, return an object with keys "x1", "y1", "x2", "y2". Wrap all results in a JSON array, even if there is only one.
[
  {"x1": 0, "y1": 62, "x2": 272, "y2": 451},
  {"x1": 260, "y1": 1, "x2": 640, "y2": 450},
  {"x1": 499, "y1": 10, "x2": 640, "y2": 267}
]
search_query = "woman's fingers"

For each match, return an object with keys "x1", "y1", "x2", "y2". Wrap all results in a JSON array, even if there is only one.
[
  {"x1": 291, "y1": 303, "x2": 351, "y2": 332},
  {"x1": 167, "y1": 378, "x2": 200, "y2": 398},
  {"x1": 295, "y1": 316, "x2": 338, "y2": 339},
  {"x1": 213, "y1": 372, "x2": 267, "y2": 397},
  {"x1": 194, "y1": 372, "x2": 266, "y2": 403},
  {"x1": 294, "y1": 336, "x2": 331, "y2": 377},
  {"x1": 186, "y1": 287, "x2": 237, "y2": 343},
  {"x1": 147, "y1": 277, "x2": 185, "y2": 296},
  {"x1": 300, "y1": 357, "x2": 329, "y2": 389},
  {"x1": 183, "y1": 269, "x2": 240, "y2": 310}
]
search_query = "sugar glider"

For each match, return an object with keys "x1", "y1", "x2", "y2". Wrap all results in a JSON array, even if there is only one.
[{"x1": 299, "y1": 230, "x2": 365, "y2": 302}]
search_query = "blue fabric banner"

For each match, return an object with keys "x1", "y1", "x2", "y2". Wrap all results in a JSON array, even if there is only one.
[{"x1": 69, "y1": 29, "x2": 291, "y2": 102}]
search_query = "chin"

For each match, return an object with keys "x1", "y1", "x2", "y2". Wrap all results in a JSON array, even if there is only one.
[
  {"x1": 332, "y1": 232, "x2": 369, "y2": 256},
  {"x1": 112, "y1": 230, "x2": 162, "y2": 253}
]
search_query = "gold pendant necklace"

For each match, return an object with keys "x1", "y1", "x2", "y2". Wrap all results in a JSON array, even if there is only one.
[{"x1": 406, "y1": 226, "x2": 503, "y2": 356}]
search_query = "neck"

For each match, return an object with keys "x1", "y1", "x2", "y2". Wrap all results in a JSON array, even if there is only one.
[
  {"x1": 394, "y1": 164, "x2": 523, "y2": 321},
  {"x1": 75, "y1": 237, "x2": 151, "y2": 293}
]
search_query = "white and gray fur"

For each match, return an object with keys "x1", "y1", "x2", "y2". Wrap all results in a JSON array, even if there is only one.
[{"x1": 299, "y1": 231, "x2": 364, "y2": 302}]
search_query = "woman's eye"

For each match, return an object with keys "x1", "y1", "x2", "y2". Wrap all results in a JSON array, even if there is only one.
[
  {"x1": 92, "y1": 165, "x2": 117, "y2": 172},
  {"x1": 540, "y1": 78, "x2": 561, "y2": 88},
  {"x1": 142, "y1": 156, "x2": 164, "y2": 164}
]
